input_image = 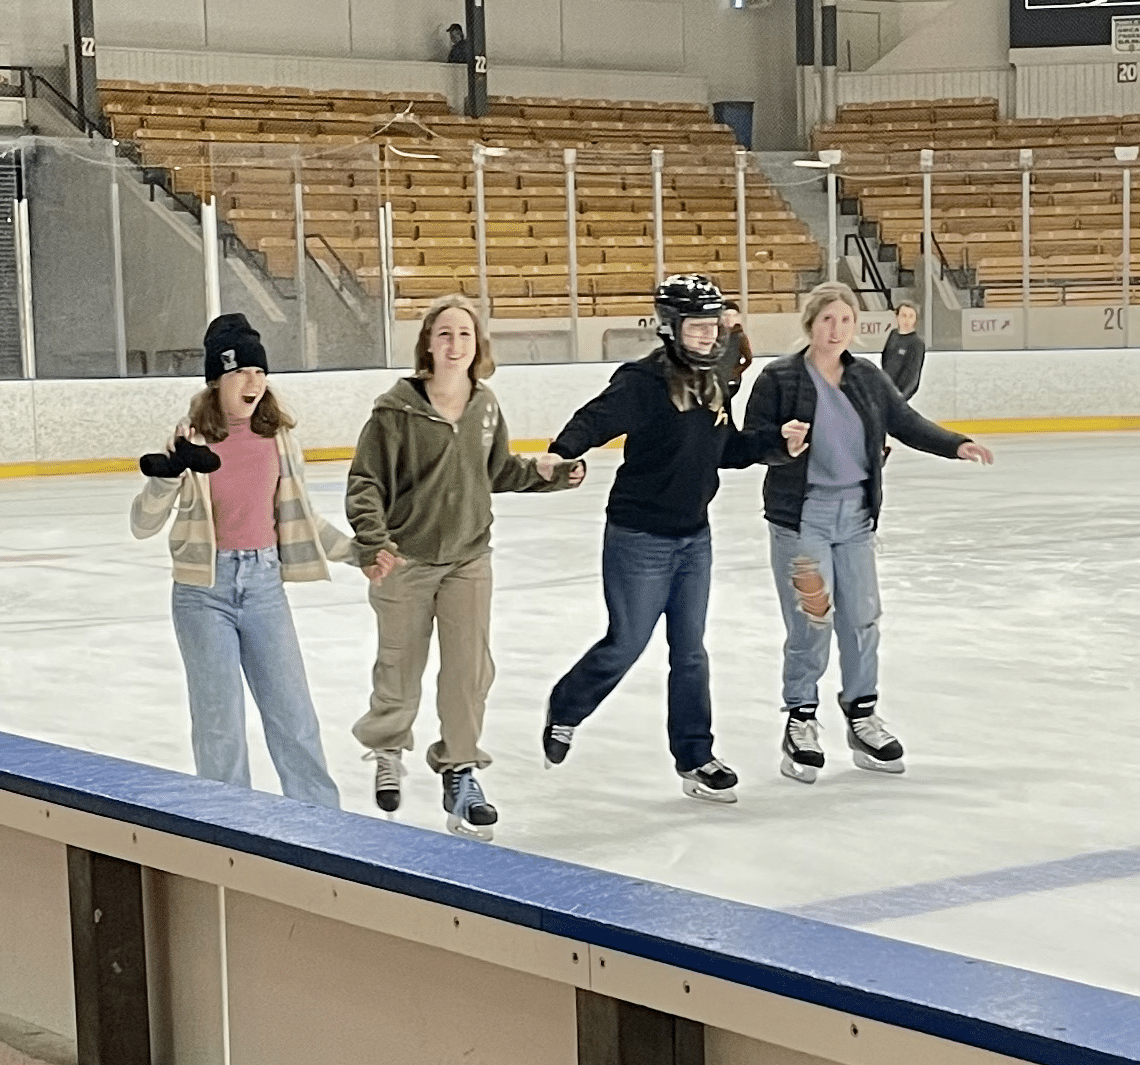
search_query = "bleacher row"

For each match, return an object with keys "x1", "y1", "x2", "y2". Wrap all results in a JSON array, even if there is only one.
[
  {"x1": 815, "y1": 97, "x2": 1140, "y2": 308},
  {"x1": 103, "y1": 78, "x2": 820, "y2": 317}
]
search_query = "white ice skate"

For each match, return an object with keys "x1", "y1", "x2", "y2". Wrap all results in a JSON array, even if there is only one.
[
  {"x1": 846, "y1": 714, "x2": 905, "y2": 775},
  {"x1": 781, "y1": 715, "x2": 824, "y2": 785},
  {"x1": 679, "y1": 758, "x2": 739, "y2": 804}
]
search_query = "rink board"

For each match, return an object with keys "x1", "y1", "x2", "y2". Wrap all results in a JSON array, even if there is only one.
[
  {"x1": 1, "y1": 730, "x2": 1137, "y2": 1065},
  {"x1": 1, "y1": 346, "x2": 1140, "y2": 475}
]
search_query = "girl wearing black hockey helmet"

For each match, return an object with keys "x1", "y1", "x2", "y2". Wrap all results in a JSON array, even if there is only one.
[{"x1": 535, "y1": 275, "x2": 806, "y2": 804}]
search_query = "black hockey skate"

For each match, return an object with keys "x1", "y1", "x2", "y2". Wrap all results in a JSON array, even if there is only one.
[
  {"x1": 363, "y1": 748, "x2": 405, "y2": 814},
  {"x1": 679, "y1": 758, "x2": 738, "y2": 804},
  {"x1": 542, "y1": 716, "x2": 575, "y2": 768},
  {"x1": 841, "y1": 696, "x2": 905, "y2": 774},
  {"x1": 442, "y1": 767, "x2": 498, "y2": 842},
  {"x1": 780, "y1": 707, "x2": 825, "y2": 785}
]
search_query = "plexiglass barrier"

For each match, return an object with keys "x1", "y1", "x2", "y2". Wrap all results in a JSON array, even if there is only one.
[{"x1": 3, "y1": 134, "x2": 1140, "y2": 378}]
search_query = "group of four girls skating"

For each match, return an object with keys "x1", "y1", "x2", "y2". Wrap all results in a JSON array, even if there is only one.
[{"x1": 132, "y1": 279, "x2": 991, "y2": 839}]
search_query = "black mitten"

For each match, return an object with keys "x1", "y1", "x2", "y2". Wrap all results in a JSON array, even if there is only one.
[
  {"x1": 174, "y1": 436, "x2": 221, "y2": 474},
  {"x1": 139, "y1": 448, "x2": 188, "y2": 479},
  {"x1": 138, "y1": 437, "x2": 221, "y2": 478}
]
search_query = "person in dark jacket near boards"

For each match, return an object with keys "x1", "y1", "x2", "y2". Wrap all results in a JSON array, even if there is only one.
[
  {"x1": 880, "y1": 300, "x2": 925, "y2": 401},
  {"x1": 744, "y1": 282, "x2": 993, "y2": 786},
  {"x1": 718, "y1": 299, "x2": 753, "y2": 396},
  {"x1": 533, "y1": 275, "x2": 805, "y2": 804}
]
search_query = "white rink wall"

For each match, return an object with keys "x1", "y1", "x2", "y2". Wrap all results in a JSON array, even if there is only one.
[{"x1": 2, "y1": 347, "x2": 1140, "y2": 467}]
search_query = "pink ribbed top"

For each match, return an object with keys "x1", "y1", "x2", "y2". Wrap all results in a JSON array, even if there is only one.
[{"x1": 208, "y1": 420, "x2": 280, "y2": 550}]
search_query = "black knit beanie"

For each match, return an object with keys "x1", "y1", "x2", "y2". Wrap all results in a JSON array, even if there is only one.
[{"x1": 203, "y1": 313, "x2": 269, "y2": 382}]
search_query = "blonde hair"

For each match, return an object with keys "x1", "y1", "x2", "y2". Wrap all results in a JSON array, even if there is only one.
[
  {"x1": 187, "y1": 383, "x2": 295, "y2": 443},
  {"x1": 414, "y1": 294, "x2": 495, "y2": 382},
  {"x1": 800, "y1": 281, "x2": 860, "y2": 335}
]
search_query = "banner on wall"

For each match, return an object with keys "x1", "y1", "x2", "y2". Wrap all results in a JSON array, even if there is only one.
[{"x1": 1011, "y1": 0, "x2": 1140, "y2": 47}]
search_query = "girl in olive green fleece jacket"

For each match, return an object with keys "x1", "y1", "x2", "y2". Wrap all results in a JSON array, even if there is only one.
[{"x1": 346, "y1": 294, "x2": 583, "y2": 840}]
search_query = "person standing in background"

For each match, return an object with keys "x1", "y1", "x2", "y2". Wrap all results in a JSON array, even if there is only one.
[
  {"x1": 880, "y1": 300, "x2": 926, "y2": 401},
  {"x1": 718, "y1": 299, "x2": 753, "y2": 397}
]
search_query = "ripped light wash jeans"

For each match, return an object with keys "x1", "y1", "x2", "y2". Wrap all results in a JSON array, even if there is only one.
[{"x1": 768, "y1": 490, "x2": 881, "y2": 710}]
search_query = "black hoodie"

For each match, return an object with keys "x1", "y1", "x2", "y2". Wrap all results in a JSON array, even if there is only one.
[{"x1": 548, "y1": 348, "x2": 791, "y2": 536}]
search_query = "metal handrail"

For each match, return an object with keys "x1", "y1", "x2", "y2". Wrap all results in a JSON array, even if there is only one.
[
  {"x1": 919, "y1": 231, "x2": 953, "y2": 282},
  {"x1": 219, "y1": 229, "x2": 295, "y2": 302},
  {"x1": 0, "y1": 66, "x2": 108, "y2": 138},
  {"x1": 843, "y1": 231, "x2": 894, "y2": 309},
  {"x1": 306, "y1": 233, "x2": 370, "y2": 306}
]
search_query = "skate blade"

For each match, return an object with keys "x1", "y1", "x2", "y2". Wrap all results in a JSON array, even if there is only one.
[
  {"x1": 681, "y1": 779, "x2": 738, "y2": 804},
  {"x1": 852, "y1": 751, "x2": 905, "y2": 775},
  {"x1": 446, "y1": 813, "x2": 495, "y2": 842},
  {"x1": 780, "y1": 756, "x2": 819, "y2": 785}
]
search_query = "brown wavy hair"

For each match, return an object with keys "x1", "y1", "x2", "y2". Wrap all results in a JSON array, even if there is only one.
[
  {"x1": 414, "y1": 294, "x2": 495, "y2": 382},
  {"x1": 187, "y1": 383, "x2": 296, "y2": 443}
]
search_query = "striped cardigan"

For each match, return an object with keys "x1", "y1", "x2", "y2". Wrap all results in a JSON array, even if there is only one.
[{"x1": 130, "y1": 429, "x2": 357, "y2": 588}]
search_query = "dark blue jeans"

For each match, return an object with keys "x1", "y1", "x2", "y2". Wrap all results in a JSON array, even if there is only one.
[{"x1": 549, "y1": 522, "x2": 714, "y2": 773}]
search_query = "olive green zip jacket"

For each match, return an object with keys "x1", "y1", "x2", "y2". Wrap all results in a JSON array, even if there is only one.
[{"x1": 347, "y1": 379, "x2": 577, "y2": 566}]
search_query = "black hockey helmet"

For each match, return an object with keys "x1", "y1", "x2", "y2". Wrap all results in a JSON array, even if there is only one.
[{"x1": 654, "y1": 274, "x2": 725, "y2": 368}]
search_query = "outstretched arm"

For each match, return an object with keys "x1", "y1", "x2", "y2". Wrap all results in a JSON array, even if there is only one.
[
  {"x1": 547, "y1": 370, "x2": 647, "y2": 460},
  {"x1": 881, "y1": 375, "x2": 971, "y2": 459},
  {"x1": 488, "y1": 413, "x2": 582, "y2": 493}
]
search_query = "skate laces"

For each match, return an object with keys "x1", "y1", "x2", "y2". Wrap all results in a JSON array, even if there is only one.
[
  {"x1": 449, "y1": 768, "x2": 486, "y2": 811},
  {"x1": 787, "y1": 717, "x2": 823, "y2": 753},
  {"x1": 549, "y1": 724, "x2": 574, "y2": 745},
  {"x1": 363, "y1": 748, "x2": 403, "y2": 790},
  {"x1": 850, "y1": 714, "x2": 895, "y2": 747},
  {"x1": 697, "y1": 757, "x2": 731, "y2": 776}
]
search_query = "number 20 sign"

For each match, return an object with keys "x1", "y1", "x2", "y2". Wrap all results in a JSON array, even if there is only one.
[{"x1": 1118, "y1": 62, "x2": 1138, "y2": 83}]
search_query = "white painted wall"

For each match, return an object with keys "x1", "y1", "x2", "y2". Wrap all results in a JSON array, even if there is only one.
[
  {"x1": 836, "y1": 1, "x2": 950, "y2": 73},
  {"x1": 866, "y1": 0, "x2": 1008, "y2": 73}
]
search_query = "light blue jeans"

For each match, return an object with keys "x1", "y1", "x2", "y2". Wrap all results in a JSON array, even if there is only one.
[
  {"x1": 171, "y1": 547, "x2": 340, "y2": 808},
  {"x1": 768, "y1": 491, "x2": 881, "y2": 710}
]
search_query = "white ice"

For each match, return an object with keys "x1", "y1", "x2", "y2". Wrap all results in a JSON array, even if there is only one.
[{"x1": 1, "y1": 433, "x2": 1138, "y2": 997}]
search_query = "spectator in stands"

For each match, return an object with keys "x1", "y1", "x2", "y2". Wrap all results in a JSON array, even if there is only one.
[
  {"x1": 130, "y1": 313, "x2": 353, "y2": 809},
  {"x1": 446, "y1": 23, "x2": 470, "y2": 64},
  {"x1": 537, "y1": 275, "x2": 802, "y2": 805},
  {"x1": 743, "y1": 282, "x2": 993, "y2": 787},
  {"x1": 880, "y1": 300, "x2": 925, "y2": 401},
  {"x1": 346, "y1": 294, "x2": 583, "y2": 841},
  {"x1": 718, "y1": 299, "x2": 753, "y2": 396}
]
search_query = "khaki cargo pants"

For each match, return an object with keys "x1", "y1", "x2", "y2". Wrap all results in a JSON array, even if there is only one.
[{"x1": 352, "y1": 553, "x2": 494, "y2": 773}]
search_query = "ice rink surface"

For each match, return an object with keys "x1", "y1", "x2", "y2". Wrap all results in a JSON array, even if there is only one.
[{"x1": 1, "y1": 432, "x2": 1137, "y2": 998}]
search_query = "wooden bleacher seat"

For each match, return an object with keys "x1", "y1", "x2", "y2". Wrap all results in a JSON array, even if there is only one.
[{"x1": 104, "y1": 77, "x2": 822, "y2": 317}]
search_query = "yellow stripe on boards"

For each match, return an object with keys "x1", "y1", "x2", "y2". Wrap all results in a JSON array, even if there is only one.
[
  {"x1": 941, "y1": 416, "x2": 1140, "y2": 434},
  {"x1": 0, "y1": 458, "x2": 141, "y2": 478},
  {"x1": 1, "y1": 418, "x2": 1138, "y2": 479}
]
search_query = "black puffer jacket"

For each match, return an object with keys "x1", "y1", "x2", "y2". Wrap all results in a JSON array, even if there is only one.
[{"x1": 743, "y1": 348, "x2": 969, "y2": 531}]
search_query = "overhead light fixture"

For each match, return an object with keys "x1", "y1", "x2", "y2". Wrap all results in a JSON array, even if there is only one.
[{"x1": 1115, "y1": 145, "x2": 1139, "y2": 162}]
